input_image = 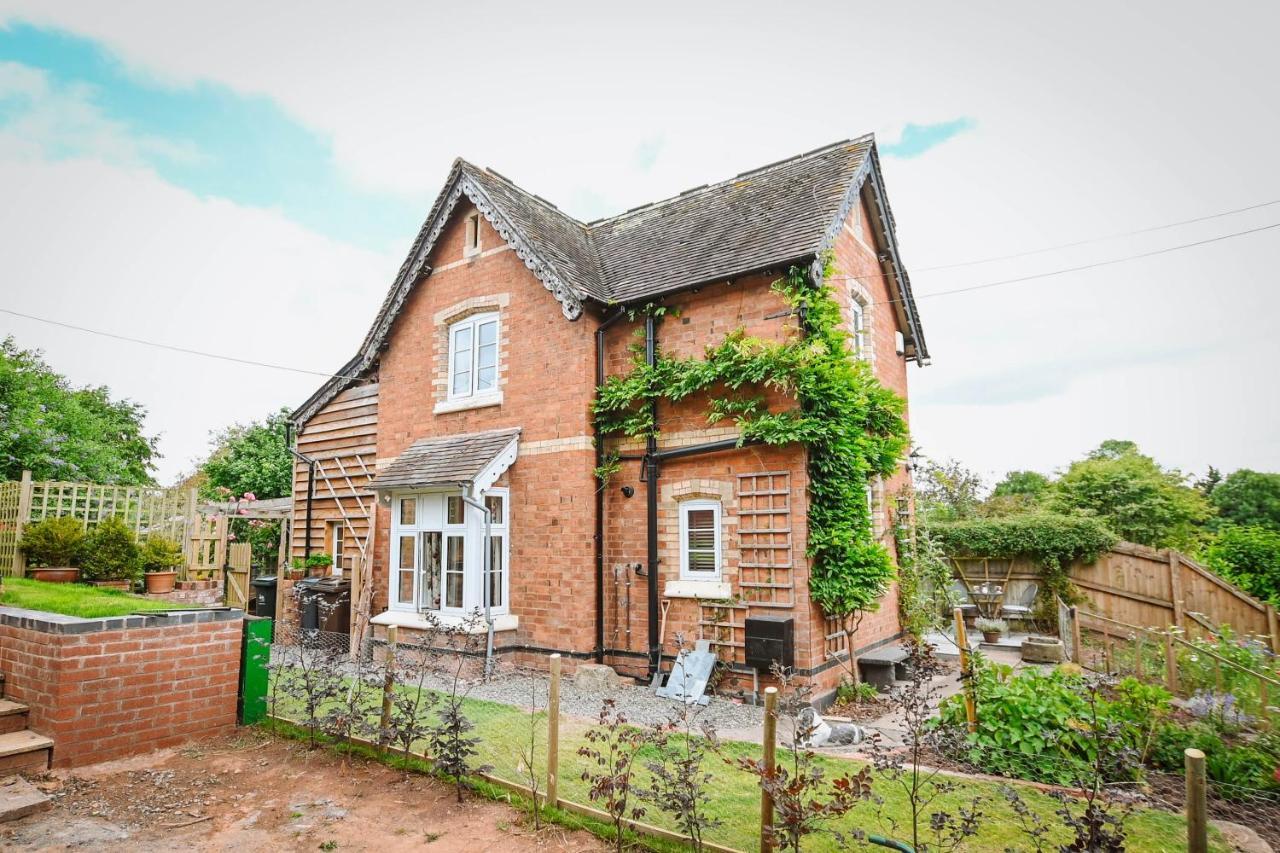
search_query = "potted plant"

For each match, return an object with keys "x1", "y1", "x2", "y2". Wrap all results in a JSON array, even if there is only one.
[
  {"x1": 141, "y1": 535, "x2": 184, "y2": 594},
  {"x1": 287, "y1": 557, "x2": 306, "y2": 581},
  {"x1": 80, "y1": 516, "x2": 142, "y2": 590},
  {"x1": 20, "y1": 516, "x2": 85, "y2": 582},
  {"x1": 976, "y1": 617, "x2": 1008, "y2": 644},
  {"x1": 305, "y1": 552, "x2": 333, "y2": 578}
]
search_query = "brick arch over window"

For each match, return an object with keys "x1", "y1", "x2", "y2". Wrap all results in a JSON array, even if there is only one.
[{"x1": 431, "y1": 294, "x2": 511, "y2": 414}]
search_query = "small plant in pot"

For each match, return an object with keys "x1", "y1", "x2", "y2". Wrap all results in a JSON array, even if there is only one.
[
  {"x1": 976, "y1": 617, "x2": 1008, "y2": 644},
  {"x1": 287, "y1": 557, "x2": 306, "y2": 581},
  {"x1": 80, "y1": 516, "x2": 142, "y2": 590},
  {"x1": 141, "y1": 535, "x2": 184, "y2": 595},
  {"x1": 20, "y1": 516, "x2": 85, "y2": 582},
  {"x1": 305, "y1": 552, "x2": 333, "y2": 578}
]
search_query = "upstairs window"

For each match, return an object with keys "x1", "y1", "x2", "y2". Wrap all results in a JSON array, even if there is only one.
[
  {"x1": 850, "y1": 300, "x2": 866, "y2": 358},
  {"x1": 448, "y1": 312, "x2": 499, "y2": 399},
  {"x1": 679, "y1": 500, "x2": 721, "y2": 581}
]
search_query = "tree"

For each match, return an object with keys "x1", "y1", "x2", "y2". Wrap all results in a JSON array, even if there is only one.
[
  {"x1": 1204, "y1": 526, "x2": 1280, "y2": 605},
  {"x1": 1049, "y1": 440, "x2": 1212, "y2": 549},
  {"x1": 990, "y1": 470, "x2": 1050, "y2": 501},
  {"x1": 1195, "y1": 465, "x2": 1223, "y2": 498},
  {"x1": 198, "y1": 407, "x2": 293, "y2": 500},
  {"x1": 916, "y1": 458, "x2": 986, "y2": 522},
  {"x1": 1210, "y1": 469, "x2": 1280, "y2": 532},
  {"x1": 0, "y1": 337, "x2": 157, "y2": 483}
]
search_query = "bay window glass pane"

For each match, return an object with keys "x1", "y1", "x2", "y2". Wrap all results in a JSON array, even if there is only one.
[
  {"x1": 399, "y1": 498, "x2": 415, "y2": 526},
  {"x1": 447, "y1": 495, "x2": 464, "y2": 525},
  {"x1": 445, "y1": 536, "x2": 465, "y2": 608},
  {"x1": 484, "y1": 494, "x2": 504, "y2": 525},
  {"x1": 488, "y1": 535, "x2": 504, "y2": 608},
  {"x1": 396, "y1": 535, "x2": 415, "y2": 604},
  {"x1": 420, "y1": 531, "x2": 441, "y2": 611}
]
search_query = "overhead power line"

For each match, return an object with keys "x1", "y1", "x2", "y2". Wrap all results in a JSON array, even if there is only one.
[
  {"x1": 3, "y1": 215, "x2": 1278, "y2": 375},
  {"x1": 914, "y1": 197, "x2": 1280, "y2": 272}
]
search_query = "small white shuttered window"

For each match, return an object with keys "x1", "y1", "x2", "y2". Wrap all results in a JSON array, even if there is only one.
[{"x1": 679, "y1": 500, "x2": 721, "y2": 580}]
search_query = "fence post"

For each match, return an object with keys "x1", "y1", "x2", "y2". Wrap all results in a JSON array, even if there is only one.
[
  {"x1": 1069, "y1": 606, "x2": 1083, "y2": 664},
  {"x1": 954, "y1": 607, "x2": 977, "y2": 733},
  {"x1": 378, "y1": 625, "x2": 398, "y2": 744},
  {"x1": 1168, "y1": 550, "x2": 1185, "y2": 631},
  {"x1": 1164, "y1": 629, "x2": 1178, "y2": 693},
  {"x1": 1185, "y1": 747, "x2": 1208, "y2": 853},
  {"x1": 760, "y1": 685, "x2": 778, "y2": 853},
  {"x1": 12, "y1": 470, "x2": 33, "y2": 577},
  {"x1": 547, "y1": 653, "x2": 561, "y2": 808},
  {"x1": 1268, "y1": 605, "x2": 1279, "y2": 655}
]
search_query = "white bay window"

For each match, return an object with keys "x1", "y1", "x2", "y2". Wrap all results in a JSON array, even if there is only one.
[{"x1": 390, "y1": 489, "x2": 509, "y2": 616}]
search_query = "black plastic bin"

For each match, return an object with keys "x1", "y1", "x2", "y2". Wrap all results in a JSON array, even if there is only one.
[
  {"x1": 251, "y1": 575, "x2": 278, "y2": 619},
  {"x1": 298, "y1": 576, "x2": 352, "y2": 635}
]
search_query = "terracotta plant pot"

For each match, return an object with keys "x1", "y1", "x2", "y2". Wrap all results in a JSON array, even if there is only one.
[
  {"x1": 88, "y1": 579, "x2": 132, "y2": 591},
  {"x1": 144, "y1": 571, "x2": 177, "y2": 595},
  {"x1": 982, "y1": 630, "x2": 1002, "y2": 644},
  {"x1": 29, "y1": 567, "x2": 79, "y2": 583}
]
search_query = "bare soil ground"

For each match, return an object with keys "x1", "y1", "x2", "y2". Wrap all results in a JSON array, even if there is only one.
[{"x1": 1, "y1": 731, "x2": 605, "y2": 853}]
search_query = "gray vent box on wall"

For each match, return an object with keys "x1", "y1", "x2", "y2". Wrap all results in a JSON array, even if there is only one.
[{"x1": 745, "y1": 614, "x2": 795, "y2": 673}]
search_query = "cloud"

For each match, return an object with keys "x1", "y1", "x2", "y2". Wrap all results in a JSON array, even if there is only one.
[
  {"x1": 880, "y1": 118, "x2": 975, "y2": 159},
  {"x1": 0, "y1": 24, "x2": 421, "y2": 252},
  {"x1": 0, "y1": 146, "x2": 400, "y2": 483}
]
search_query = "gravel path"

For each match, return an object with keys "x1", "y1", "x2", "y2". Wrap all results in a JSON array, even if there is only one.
[{"x1": 416, "y1": 667, "x2": 767, "y2": 731}]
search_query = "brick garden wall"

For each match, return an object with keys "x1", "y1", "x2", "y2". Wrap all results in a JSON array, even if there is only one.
[{"x1": 0, "y1": 607, "x2": 243, "y2": 767}]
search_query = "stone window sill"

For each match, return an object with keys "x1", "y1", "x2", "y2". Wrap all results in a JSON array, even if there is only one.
[
  {"x1": 434, "y1": 392, "x2": 503, "y2": 415},
  {"x1": 371, "y1": 610, "x2": 518, "y2": 634},
  {"x1": 663, "y1": 580, "x2": 732, "y2": 600}
]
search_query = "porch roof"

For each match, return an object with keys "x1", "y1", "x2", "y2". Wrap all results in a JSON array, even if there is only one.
[{"x1": 372, "y1": 428, "x2": 521, "y2": 493}]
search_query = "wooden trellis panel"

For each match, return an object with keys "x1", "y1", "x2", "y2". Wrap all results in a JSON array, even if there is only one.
[
  {"x1": 699, "y1": 601, "x2": 747, "y2": 666},
  {"x1": 0, "y1": 479, "x2": 20, "y2": 577},
  {"x1": 736, "y1": 472, "x2": 794, "y2": 608},
  {"x1": 225, "y1": 542, "x2": 252, "y2": 609},
  {"x1": 824, "y1": 615, "x2": 850, "y2": 660},
  {"x1": 26, "y1": 480, "x2": 192, "y2": 541}
]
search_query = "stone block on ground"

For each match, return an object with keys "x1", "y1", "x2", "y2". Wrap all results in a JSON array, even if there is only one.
[
  {"x1": 0, "y1": 776, "x2": 51, "y2": 823},
  {"x1": 573, "y1": 663, "x2": 622, "y2": 694},
  {"x1": 1021, "y1": 636, "x2": 1065, "y2": 664}
]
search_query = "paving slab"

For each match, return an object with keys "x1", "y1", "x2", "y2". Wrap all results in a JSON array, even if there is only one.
[{"x1": 0, "y1": 776, "x2": 50, "y2": 823}]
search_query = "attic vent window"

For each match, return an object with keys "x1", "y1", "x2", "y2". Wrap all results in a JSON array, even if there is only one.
[{"x1": 464, "y1": 213, "x2": 481, "y2": 256}]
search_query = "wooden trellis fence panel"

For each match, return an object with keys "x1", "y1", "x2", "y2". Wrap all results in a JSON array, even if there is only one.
[
  {"x1": 187, "y1": 514, "x2": 228, "y2": 579},
  {"x1": 225, "y1": 542, "x2": 252, "y2": 609},
  {"x1": 735, "y1": 472, "x2": 794, "y2": 608},
  {"x1": 3, "y1": 472, "x2": 197, "y2": 576},
  {"x1": 699, "y1": 601, "x2": 747, "y2": 666}
]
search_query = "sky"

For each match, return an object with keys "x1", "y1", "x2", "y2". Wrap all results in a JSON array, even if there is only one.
[{"x1": 0, "y1": 1, "x2": 1277, "y2": 488}]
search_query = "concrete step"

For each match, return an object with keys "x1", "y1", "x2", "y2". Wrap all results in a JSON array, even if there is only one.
[
  {"x1": 0, "y1": 701, "x2": 29, "y2": 735},
  {"x1": 0, "y1": 731, "x2": 53, "y2": 775},
  {"x1": 0, "y1": 775, "x2": 51, "y2": 822}
]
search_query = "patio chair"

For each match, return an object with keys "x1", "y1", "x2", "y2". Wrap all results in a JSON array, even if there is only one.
[
  {"x1": 951, "y1": 579, "x2": 978, "y2": 621},
  {"x1": 1002, "y1": 582, "x2": 1039, "y2": 620}
]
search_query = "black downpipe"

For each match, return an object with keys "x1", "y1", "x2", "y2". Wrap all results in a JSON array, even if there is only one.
[
  {"x1": 593, "y1": 308, "x2": 626, "y2": 664},
  {"x1": 644, "y1": 313, "x2": 661, "y2": 676},
  {"x1": 285, "y1": 422, "x2": 317, "y2": 560}
]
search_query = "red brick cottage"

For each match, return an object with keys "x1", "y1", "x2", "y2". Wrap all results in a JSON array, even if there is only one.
[{"x1": 288, "y1": 136, "x2": 929, "y2": 701}]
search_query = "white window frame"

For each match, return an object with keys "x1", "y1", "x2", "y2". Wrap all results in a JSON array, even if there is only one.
[
  {"x1": 388, "y1": 488, "x2": 510, "y2": 617},
  {"x1": 447, "y1": 312, "x2": 500, "y2": 401},
  {"x1": 849, "y1": 299, "x2": 866, "y2": 359},
  {"x1": 330, "y1": 521, "x2": 345, "y2": 576},
  {"x1": 678, "y1": 499, "x2": 722, "y2": 581}
]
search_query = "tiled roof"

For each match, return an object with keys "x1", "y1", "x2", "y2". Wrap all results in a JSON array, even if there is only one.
[
  {"x1": 373, "y1": 428, "x2": 521, "y2": 490},
  {"x1": 292, "y1": 136, "x2": 927, "y2": 425}
]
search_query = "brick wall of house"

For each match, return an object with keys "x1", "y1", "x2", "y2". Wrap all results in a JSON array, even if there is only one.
[
  {"x1": 0, "y1": 608, "x2": 243, "y2": 767},
  {"x1": 371, "y1": 204, "x2": 600, "y2": 655}
]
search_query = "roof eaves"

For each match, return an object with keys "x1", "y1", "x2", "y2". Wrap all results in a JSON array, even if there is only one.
[{"x1": 864, "y1": 144, "x2": 929, "y2": 363}]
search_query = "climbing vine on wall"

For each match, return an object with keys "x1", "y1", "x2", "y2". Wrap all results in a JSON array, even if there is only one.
[{"x1": 592, "y1": 257, "x2": 910, "y2": 619}]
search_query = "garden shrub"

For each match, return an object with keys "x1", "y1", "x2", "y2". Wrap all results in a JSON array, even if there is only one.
[
  {"x1": 140, "y1": 535, "x2": 184, "y2": 573},
  {"x1": 936, "y1": 666, "x2": 1159, "y2": 785},
  {"x1": 19, "y1": 516, "x2": 85, "y2": 566},
  {"x1": 80, "y1": 516, "x2": 141, "y2": 581},
  {"x1": 1204, "y1": 524, "x2": 1280, "y2": 605},
  {"x1": 1149, "y1": 721, "x2": 1280, "y2": 794}
]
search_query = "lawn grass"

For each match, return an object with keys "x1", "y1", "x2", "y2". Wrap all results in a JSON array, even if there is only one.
[
  {"x1": 267, "y1": 671, "x2": 1225, "y2": 852},
  {"x1": 0, "y1": 576, "x2": 179, "y2": 618}
]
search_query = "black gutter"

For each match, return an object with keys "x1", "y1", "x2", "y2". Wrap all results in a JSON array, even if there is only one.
[
  {"x1": 284, "y1": 422, "x2": 317, "y2": 560},
  {"x1": 593, "y1": 307, "x2": 627, "y2": 664}
]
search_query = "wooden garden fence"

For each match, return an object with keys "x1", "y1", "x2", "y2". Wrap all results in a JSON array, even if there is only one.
[{"x1": 0, "y1": 470, "x2": 198, "y2": 577}]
